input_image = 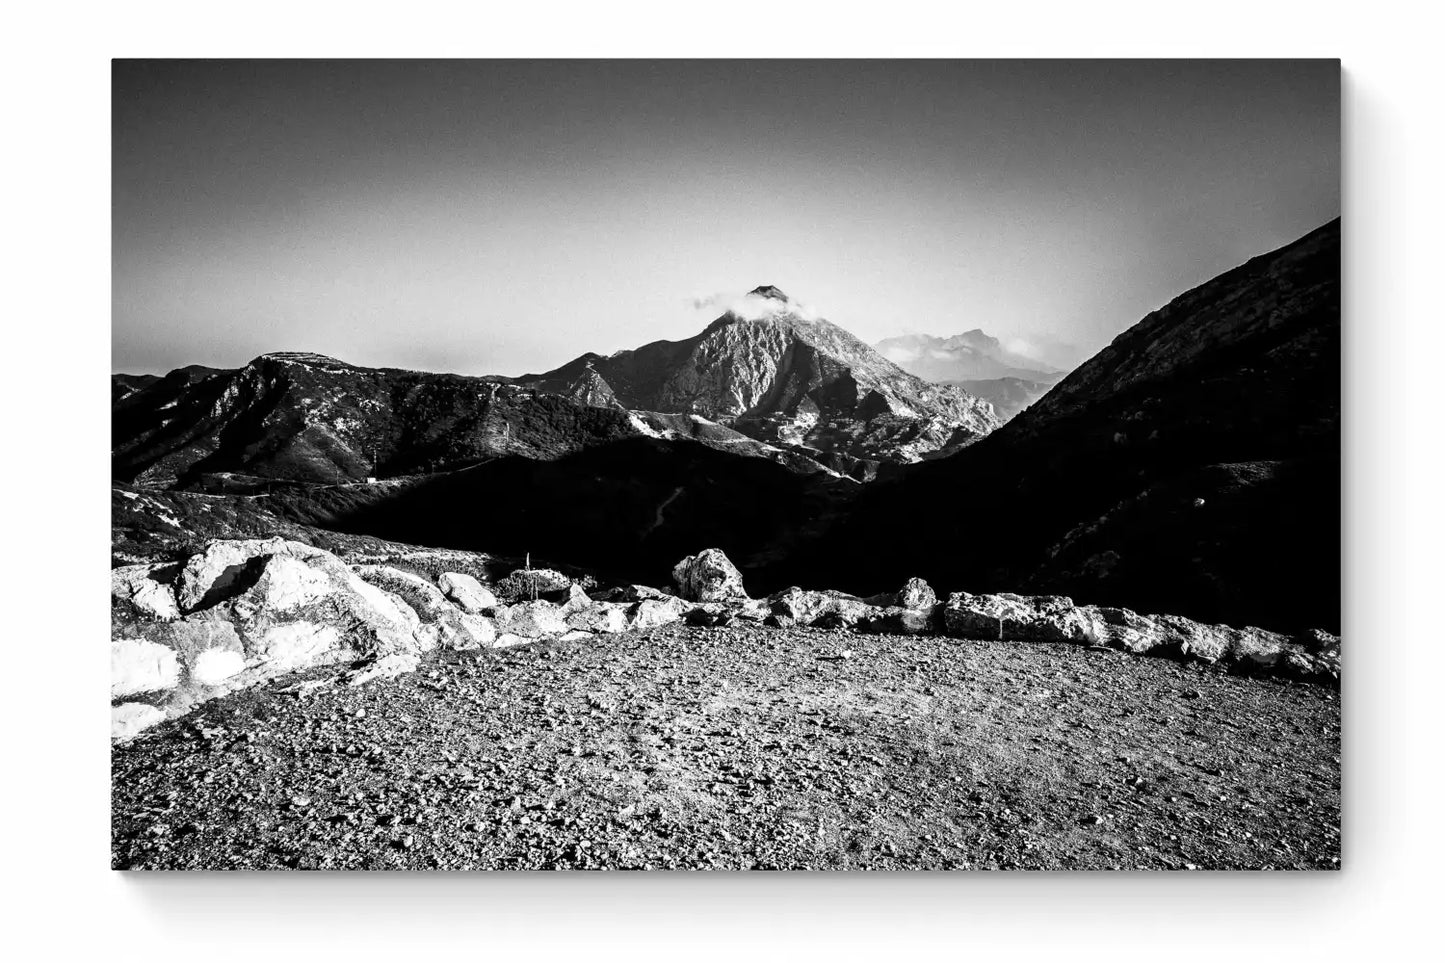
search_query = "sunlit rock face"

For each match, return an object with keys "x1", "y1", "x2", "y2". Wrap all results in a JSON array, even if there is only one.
[{"x1": 520, "y1": 286, "x2": 1001, "y2": 464}]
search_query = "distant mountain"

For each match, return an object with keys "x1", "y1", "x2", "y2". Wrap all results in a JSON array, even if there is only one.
[
  {"x1": 111, "y1": 351, "x2": 859, "y2": 488},
  {"x1": 112, "y1": 373, "x2": 160, "y2": 404},
  {"x1": 949, "y1": 377, "x2": 1055, "y2": 422},
  {"x1": 514, "y1": 286, "x2": 1000, "y2": 463},
  {"x1": 796, "y1": 218, "x2": 1342, "y2": 634},
  {"x1": 874, "y1": 329, "x2": 1062, "y2": 383}
]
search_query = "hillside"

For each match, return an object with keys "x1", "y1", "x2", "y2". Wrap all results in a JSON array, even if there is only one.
[
  {"x1": 112, "y1": 352, "x2": 858, "y2": 488},
  {"x1": 799, "y1": 219, "x2": 1341, "y2": 634},
  {"x1": 312, "y1": 437, "x2": 857, "y2": 591}
]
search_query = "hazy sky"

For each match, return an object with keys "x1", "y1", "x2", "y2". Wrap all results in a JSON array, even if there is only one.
[{"x1": 113, "y1": 60, "x2": 1338, "y2": 377}]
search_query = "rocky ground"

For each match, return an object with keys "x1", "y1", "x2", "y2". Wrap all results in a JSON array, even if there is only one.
[{"x1": 112, "y1": 623, "x2": 1339, "y2": 871}]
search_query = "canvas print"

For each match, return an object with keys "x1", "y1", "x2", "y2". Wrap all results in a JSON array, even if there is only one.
[{"x1": 111, "y1": 59, "x2": 1340, "y2": 871}]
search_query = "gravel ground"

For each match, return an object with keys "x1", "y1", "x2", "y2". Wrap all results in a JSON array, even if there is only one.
[{"x1": 112, "y1": 624, "x2": 1340, "y2": 871}]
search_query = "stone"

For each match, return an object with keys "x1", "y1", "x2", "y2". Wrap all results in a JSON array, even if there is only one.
[
  {"x1": 767, "y1": 587, "x2": 871, "y2": 628},
  {"x1": 944, "y1": 592, "x2": 1094, "y2": 643},
  {"x1": 552, "y1": 584, "x2": 594, "y2": 614},
  {"x1": 251, "y1": 621, "x2": 342, "y2": 671},
  {"x1": 1297, "y1": 629, "x2": 1341, "y2": 655},
  {"x1": 438, "y1": 572, "x2": 498, "y2": 613},
  {"x1": 865, "y1": 577, "x2": 937, "y2": 611},
  {"x1": 1073, "y1": 605, "x2": 1338, "y2": 680},
  {"x1": 492, "y1": 600, "x2": 569, "y2": 638},
  {"x1": 566, "y1": 603, "x2": 631, "y2": 634},
  {"x1": 357, "y1": 566, "x2": 496, "y2": 650},
  {"x1": 672, "y1": 548, "x2": 748, "y2": 602},
  {"x1": 857, "y1": 605, "x2": 937, "y2": 636},
  {"x1": 629, "y1": 596, "x2": 691, "y2": 630},
  {"x1": 685, "y1": 607, "x2": 728, "y2": 627},
  {"x1": 1153, "y1": 614, "x2": 1234, "y2": 660},
  {"x1": 111, "y1": 563, "x2": 181, "y2": 622},
  {"x1": 117, "y1": 619, "x2": 245, "y2": 682},
  {"x1": 191, "y1": 648, "x2": 246, "y2": 685},
  {"x1": 687, "y1": 598, "x2": 771, "y2": 626},
  {"x1": 344, "y1": 652, "x2": 423, "y2": 686},
  {"x1": 1221, "y1": 624, "x2": 1293, "y2": 669},
  {"x1": 112, "y1": 702, "x2": 166, "y2": 742},
  {"x1": 111, "y1": 539, "x2": 439, "y2": 740},
  {"x1": 897, "y1": 577, "x2": 937, "y2": 612},
  {"x1": 1076, "y1": 606, "x2": 1172, "y2": 653},
  {"x1": 174, "y1": 537, "x2": 326, "y2": 613},
  {"x1": 111, "y1": 638, "x2": 182, "y2": 698}
]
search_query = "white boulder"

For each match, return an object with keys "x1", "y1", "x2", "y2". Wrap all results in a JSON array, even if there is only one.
[
  {"x1": 112, "y1": 703, "x2": 166, "y2": 742},
  {"x1": 111, "y1": 539, "x2": 445, "y2": 740},
  {"x1": 111, "y1": 638, "x2": 182, "y2": 698},
  {"x1": 358, "y1": 566, "x2": 497, "y2": 650},
  {"x1": 438, "y1": 572, "x2": 499, "y2": 613},
  {"x1": 672, "y1": 548, "x2": 748, "y2": 602},
  {"x1": 112, "y1": 563, "x2": 181, "y2": 622}
]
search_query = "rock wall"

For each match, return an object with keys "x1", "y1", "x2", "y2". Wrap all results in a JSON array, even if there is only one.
[{"x1": 112, "y1": 543, "x2": 1339, "y2": 743}]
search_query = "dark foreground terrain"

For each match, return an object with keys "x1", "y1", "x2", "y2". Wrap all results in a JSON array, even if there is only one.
[{"x1": 112, "y1": 625, "x2": 1339, "y2": 871}]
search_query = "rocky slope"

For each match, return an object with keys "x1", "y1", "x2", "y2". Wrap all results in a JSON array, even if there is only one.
[
  {"x1": 112, "y1": 352, "x2": 859, "y2": 488},
  {"x1": 294, "y1": 438, "x2": 859, "y2": 590},
  {"x1": 874, "y1": 329, "x2": 1061, "y2": 383},
  {"x1": 516, "y1": 286, "x2": 1000, "y2": 463},
  {"x1": 801, "y1": 218, "x2": 1341, "y2": 634}
]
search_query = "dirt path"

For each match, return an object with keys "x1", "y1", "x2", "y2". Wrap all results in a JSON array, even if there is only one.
[{"x1": 112, "y1": 624, "x2": 1340, "y2": 870}]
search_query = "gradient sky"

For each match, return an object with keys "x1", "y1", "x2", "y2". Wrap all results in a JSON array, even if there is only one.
[{"x1": 113, "y1": 59, "x2": 1339, "y2": 377}]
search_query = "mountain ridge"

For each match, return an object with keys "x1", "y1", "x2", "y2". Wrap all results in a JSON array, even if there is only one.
[
  {"x1": 111, "y1": 351, "x2": 870, "y2": 489},
  {"x1": 514, "y1": 287, "x2": 1000, "y2": 463}
]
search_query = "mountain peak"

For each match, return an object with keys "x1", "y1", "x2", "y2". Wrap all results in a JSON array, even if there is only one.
[
  {"x1": 747, "y1": 284, "x2": 788, "y2": 301},
  {"x1": 252, "y1": 351, "x2": 353, "y2": 369}
]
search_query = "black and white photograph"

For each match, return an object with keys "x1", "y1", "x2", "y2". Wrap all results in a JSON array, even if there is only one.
[
  {"x1": 106, "y1": 57, "x2": 1344, "y2": 873},
  {"x1": 8, "y1": 0, "x2": 1443, "y2": 955}
]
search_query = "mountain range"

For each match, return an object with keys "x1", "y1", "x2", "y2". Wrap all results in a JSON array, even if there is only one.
[
  {"x1": 873, "y1": 329, "x2": 1061, "y2": 383},
  {"x1": 113, "y1": 288, "x2": 1001, "y2": 490},
  {"x1": 112, "y1": 220, "x2": 1340, "y2": 632},
  {"x1": 872, "y1": 329, "x2": 1066, "y2": 421}
]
